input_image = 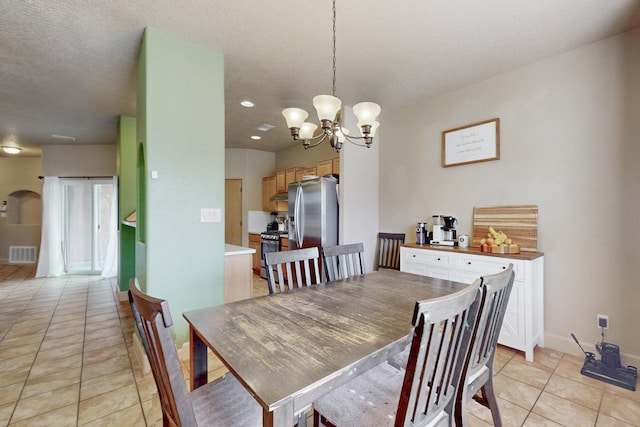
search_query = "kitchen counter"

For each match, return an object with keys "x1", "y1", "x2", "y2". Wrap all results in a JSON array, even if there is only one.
[
  {"x1": 402, "y1": 243, "x2": 543, "y2": 260},
  {"x1": 223, "y1": 244, "x2": 255, "y2": 303},
  {"x1": 224, "y1": 244, "x2": 256, "y2": 256}
]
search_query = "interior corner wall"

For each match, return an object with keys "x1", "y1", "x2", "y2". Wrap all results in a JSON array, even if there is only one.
[
  {"x1": 225, "y1": 148, "x2": 275, "y2": 246},
  {"x1": 118, "y1": 115, "x2": 136, "y2": 291},
  {"x1": 136, "y1": 27, "x2": 225, "y2": 345},
  {"x1": 378, "y1": 28, "x2": 640, "y2": 364}
]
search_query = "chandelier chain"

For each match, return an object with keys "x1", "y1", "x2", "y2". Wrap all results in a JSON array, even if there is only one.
[{"x1": 332, "y1": 0, "x2": 337, "y2": 98}]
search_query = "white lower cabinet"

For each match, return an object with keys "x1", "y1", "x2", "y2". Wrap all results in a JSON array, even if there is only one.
[{"x1": 400, "y1": 245, "x2": 544, "y2": 361}]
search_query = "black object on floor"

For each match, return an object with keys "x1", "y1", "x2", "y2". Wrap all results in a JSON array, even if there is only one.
[{"x1": 572, "y1": 333, "x2": 637, "y2": 391}]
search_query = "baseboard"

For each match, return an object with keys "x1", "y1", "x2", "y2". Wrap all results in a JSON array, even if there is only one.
[
  {"x1": 545, "y1": 332, "x2": 640, "y2": 367},
  {"x1": 111, "y1": 280, "x2": 129, "y2": 302},
  {"x1": 132, "y1": 332, "x2": 151, "y2": 375},
  {"x1": 178, "y1": 341, "x2": 191, "y2": 361}
]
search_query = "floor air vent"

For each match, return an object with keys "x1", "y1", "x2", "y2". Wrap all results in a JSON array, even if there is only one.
[{"x1": 9, "y1": 246, "x2": 37, "y2": 264}]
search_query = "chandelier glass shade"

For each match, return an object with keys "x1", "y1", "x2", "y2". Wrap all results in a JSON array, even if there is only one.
[{"x1": 282, "y1": 0, "x2": 381, "y2": 152}]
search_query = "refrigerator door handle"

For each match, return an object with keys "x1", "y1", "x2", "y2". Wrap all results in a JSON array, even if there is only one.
[{"x1": 295, "y1": 184, "x2": 304, "y2": 248}]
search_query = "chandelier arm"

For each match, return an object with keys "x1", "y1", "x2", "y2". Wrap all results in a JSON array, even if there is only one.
[
  {"x1": 304, "y1": 133, "x2": 330, "y2": 149},
  {"x1": 343, "y1": 134, "x2": 373, "y2": 147}
]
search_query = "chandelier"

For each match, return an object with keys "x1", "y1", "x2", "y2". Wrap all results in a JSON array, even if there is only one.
[{"x1": 282, "y1": 0, "x2": 381, "y2": 153}]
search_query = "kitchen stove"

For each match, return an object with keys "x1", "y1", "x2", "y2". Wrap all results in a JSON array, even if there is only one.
[{"x1": 259, "y1": 231, "x2": 288, "y2": 279}]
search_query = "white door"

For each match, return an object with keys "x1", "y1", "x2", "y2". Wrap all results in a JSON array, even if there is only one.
[{"x1": 61, "y1": 178, "x2": 115, "y2": 274}]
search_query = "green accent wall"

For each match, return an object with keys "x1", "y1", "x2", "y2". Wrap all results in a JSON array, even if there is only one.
[
  {"x1": 118, "y1": 115, "x2": 137, "y2": 291},
  {"x1": 136, "y1": 28, "x2": 225, "y2": 345}
]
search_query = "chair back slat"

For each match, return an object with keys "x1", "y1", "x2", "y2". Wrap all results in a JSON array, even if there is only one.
[
  {"x1": 374, "y1": 232, "x2": 405, "y2": 271},
  {"x1": 459, "y1": 265, "x2": 515, "y2": 400},
  {"x1": 265, "y1": 247, "x2": 321, "y2": 293},
  {"x1": 128, "y1": 283, "x2": 197, "y2": 427},
  {"x1": 396, "y1": 279, "x2": 482, "y2": 427},
  {"x1": 323, "y1": 243, "x2": 365, "y2": 281}
]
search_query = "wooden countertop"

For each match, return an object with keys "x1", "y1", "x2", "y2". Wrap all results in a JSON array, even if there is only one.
[{"x1": 402, "y1": 243, "x2": 544, "y2": 260}]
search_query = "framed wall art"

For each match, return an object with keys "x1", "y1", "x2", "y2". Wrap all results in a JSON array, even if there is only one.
[{"x1": 442, "y1": 118, "x2": 500, "y2": 167}]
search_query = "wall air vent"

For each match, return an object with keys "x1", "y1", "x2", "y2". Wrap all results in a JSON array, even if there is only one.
[{"x1": 9, "y1": 246, "x2": 36, "y2": 264}]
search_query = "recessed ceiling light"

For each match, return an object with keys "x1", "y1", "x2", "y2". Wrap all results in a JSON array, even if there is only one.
[
  {"x1": 255, "y1": 124, "x2": 275, "y2": 132},
  {"x1": 240, "y1": 100, "x2": 255, "y2": 108},
  {"x1": 51, "y1": 134, "x2": 76, "y2": 141},
  {"x1": 251, "y1": 135, "x2": 261, "y2": 140},
  {"x1": 2, "y1": 146, "x2": 21, "y2": 154}
]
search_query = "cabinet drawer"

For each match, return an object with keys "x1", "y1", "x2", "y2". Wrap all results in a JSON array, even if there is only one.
[
  {"x1": 401, "y1": 261, "x2": 453, "y2": 280},
  {"x1": 455, "y1": 254, "x2": 524, "y2": 281},
  {"x1": 401, "y1": 247, "x2": 453, "y2": 268}
]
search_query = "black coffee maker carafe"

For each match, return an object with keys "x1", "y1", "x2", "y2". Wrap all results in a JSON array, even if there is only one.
[{"x1": 443, "y1": 216, "x2": 457, "y2": 240}]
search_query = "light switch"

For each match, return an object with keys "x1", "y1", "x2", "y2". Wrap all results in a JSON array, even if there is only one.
[
  {"x1": 151, "y1": 171, "x2": 159, "y2": 179},
  {"x1": 201, "y1": 208, "x2": 221, "y2": 223}
]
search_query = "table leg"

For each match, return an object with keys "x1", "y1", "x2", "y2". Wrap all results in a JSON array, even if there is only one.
[
  {"x1": 189, "y1": 326, "x2": 208, "y2": 390},
  {"x1": 265, "y1": 402, "x2": 295, "y2": 427}
]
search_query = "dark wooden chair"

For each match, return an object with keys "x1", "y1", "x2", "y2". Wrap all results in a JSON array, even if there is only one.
[
  {"x1": 455, "y1": 265, "x2": 515, "y2": 427},
  {"x1": 374, "y1": 232, "x2": 405, "y2": 271},
  {"x1": 322, "y1": 243, "x2": 365, "y2": 281},
  {"x1": 313, "y1": 279, "x2": 482, "y2": 427},
  {"x1": 265, "y1": 247, "x2": 322, "y2": 294},
  {"x1": 128, "y1": 281, "x2": 262, "y2": 427}
]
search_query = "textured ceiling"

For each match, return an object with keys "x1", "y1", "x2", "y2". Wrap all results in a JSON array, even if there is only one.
[{"x1": 1, "y1": 0, "x2": 639, "y2": 157}]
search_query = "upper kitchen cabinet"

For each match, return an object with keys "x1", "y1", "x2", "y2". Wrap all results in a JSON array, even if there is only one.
[
  {"x1": 286, "y1": 167, "x2": 304, "y2": 188},
  {"x1": 276, "y1": 170, "x2": 286, "y2": 193},
  {"x1": 262, "y1": 175, "x2": 287, "y2": 212},
  {"x1": 316, "y1": 159, "x2": 333, "y2": 176},
  {"x1": 262, "y1": 176, "x2": 277, "y2": 212},
  {"x1": 296, "y1": 167, "x2": 317, "y2": 182},
  {"x1": 316, "y1": 157, "x2": 340, "y2": 177}
]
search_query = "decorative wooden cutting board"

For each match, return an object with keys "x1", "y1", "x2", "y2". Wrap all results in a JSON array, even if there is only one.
[{"x1": 472, "y1": 205, "x2": 538, "y2": 252}]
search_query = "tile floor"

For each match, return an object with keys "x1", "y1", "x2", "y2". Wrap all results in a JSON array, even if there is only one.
[{"x1": 0, "y1": 264, "x2": 639, "y2": 426}]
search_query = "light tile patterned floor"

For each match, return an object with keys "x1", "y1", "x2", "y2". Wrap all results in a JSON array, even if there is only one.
[{"x1": 0, "y1": 264, "x2": 638, "y2": 426}]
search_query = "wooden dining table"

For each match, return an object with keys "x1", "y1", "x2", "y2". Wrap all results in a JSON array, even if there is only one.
[{"x1": 182, "y1": 269, "x2": 468, "y2": 427}]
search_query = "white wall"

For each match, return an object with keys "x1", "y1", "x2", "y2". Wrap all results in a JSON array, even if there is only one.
[
  {"x1": 340, "y1": 107, "x2": 379, "y2": 272},
  {"x1": 42, "y1": 145, "x2": 116, "y2": 176},
  {"x1": 379, "y1": 28, "x2": 640, "y2": 364},
  {"x1": 225, "y1": 148, "x2": 275, "y2": 246}
]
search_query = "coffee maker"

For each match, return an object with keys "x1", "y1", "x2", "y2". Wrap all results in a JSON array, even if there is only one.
[
  {"x1": 430, "y1": 215, "x2": 445, "y2": 243},
  {"x1": 430, "y1": 215, "x2": 457, "y2": 246},
  {"x1": 443, "y1": 216, "x2": 458, "y2": 241}
]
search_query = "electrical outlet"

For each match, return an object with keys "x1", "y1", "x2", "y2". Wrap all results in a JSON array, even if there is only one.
[{"x1": 597, "y1": 314, "x2": 609, "y2": 329}]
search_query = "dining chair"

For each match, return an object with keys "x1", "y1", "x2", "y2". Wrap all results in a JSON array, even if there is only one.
[
  {"x1": 374, "y1": 232, "x2": 405, "y2": 271},
  {"x1": 455, "y1": 265, "x2": 515, "y2": 427},
  {"x1": 313, "y1": 278, "x2": 482, "y2": 427},
  {"x1": 265, "y1": 246, "x2": 322, "y2": 293},
  {"x1": 128, "y1": 282, "x2": 262, "y2": 427},
  {"x1": 322, "y1": 243, "x2": 365, "y2": 281}
]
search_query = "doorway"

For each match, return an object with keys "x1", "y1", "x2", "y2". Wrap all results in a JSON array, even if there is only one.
[
  {"x1": 61, "y1": 178, "x2": 116, "y2": 274},
  {"x1": 225, "y1": 179, "x2": 242, "y2": 246}
]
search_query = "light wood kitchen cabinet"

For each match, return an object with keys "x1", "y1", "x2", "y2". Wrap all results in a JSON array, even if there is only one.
[
  {"x1": 223, "y1": 244, "x2": 256, "y2": 303},
  {"x1": 281, "y1": 237, "x2": 289, "y2": 251},
  {"x1": 332, "y1": 157, "x2": 340, "y2": 174},
  {"x1": 262, "y1": 176, "x2": 277, "y2": 212},
  {"x1": 276, "y1": 170, "x2": 286, "y2": 193},
  {"x1": 400, "y1": 244, "x2": 544, "y2": 362},
  {"x1": 286, "y1": 167, "x2": 304, "y2": 187},
  {"x1": 316, "y1": 159, "x2": 333, "y2": 177},
  {"x1": 248, "y1": 233, "x2": 261, "y2": 273},
  {"x1": 295, "y1": 167, "x2": 317, "y2": 182},
  {"x1": 316, "y1": 156, "x2": 340, "y2": 177}
]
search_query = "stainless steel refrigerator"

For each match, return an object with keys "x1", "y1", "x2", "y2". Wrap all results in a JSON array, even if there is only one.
[{"x1": 288, "y1": 176, "x2": 338, "y2": 261}]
